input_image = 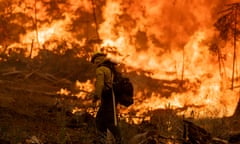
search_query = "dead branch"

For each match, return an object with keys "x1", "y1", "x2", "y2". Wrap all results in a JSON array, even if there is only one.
[
  {"x1": 34, "y1": 72, "x2": 58, "y2": 83},
  {"x1": 212, "y1": 137, "x2": 228, "y2": 144},
  {"x1": 1, "y1": 70, "x2": 24, "y2": 76}
]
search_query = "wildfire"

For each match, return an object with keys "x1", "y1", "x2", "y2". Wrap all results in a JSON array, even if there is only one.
[
  {"x1": 3, "y1": 0, "x2": 240, "y2": 122},
  {"x1": 97, "y1": 0, "x2": 240, "y2": 120}
]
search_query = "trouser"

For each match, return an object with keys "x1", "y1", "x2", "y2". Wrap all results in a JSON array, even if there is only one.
[{"x1": 95, "y1": 106, "x2": 122, "y2": 144}]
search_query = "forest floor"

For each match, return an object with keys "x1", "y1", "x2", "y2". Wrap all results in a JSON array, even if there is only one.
[{"x1": 0, "y1": 52, "x2": 240, "y2": 144}]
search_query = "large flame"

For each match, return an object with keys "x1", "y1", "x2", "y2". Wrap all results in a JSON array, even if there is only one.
[
  {"x1": 5, "y1": 0, "x2": 240, "y2": 121},
  {"x1": 98, "y1": 0, "x2": 240, "y2": 120}
]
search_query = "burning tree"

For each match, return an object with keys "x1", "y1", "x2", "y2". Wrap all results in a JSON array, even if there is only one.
[
  {"x1": 214, "y1": 2, "x2": 240, "y2": 89},
  {"x1": 213, "y1": 2, "x2": 240, "y2": 116},
  {"x1": 0, "y1": 1, "x2": 27, "y2": 49}
]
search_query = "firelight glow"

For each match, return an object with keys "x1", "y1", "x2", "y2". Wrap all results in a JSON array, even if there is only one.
[{"x1": 8, "y1": 0, "x2": 239, "y2": 122}]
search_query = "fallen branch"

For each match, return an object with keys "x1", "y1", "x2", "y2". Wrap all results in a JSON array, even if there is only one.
[
  {"x1": 1, "y1": 70, "x2": 25, "y2": 76},
  {"x1": 35, "y1": 72, "x2": 58, "y2": 83},
  {"x1": 212, "y1": 137, "x2": 228, "y2": 144}
]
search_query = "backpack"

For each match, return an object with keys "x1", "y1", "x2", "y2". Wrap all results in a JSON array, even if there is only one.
[{"x1": 100, "y1": 61, "x2": 134, "y2": 107}]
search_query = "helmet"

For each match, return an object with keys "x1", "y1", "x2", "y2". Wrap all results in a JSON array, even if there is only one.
[{"x1": 91, "y1": 52, "x2": 106, "y2": 63}]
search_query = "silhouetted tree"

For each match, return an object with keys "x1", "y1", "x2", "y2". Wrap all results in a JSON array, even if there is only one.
[
  {"x1": 214, "y1": 2, "x2": 240, "y2": 89},
  {"x1": 213, "y1": 2, "x2": 240, "y2": 117}
]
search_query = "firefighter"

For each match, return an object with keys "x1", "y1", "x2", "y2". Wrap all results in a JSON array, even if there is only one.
[{"x1": 91, "y1": 52, "x2": 122, "y2": 144}]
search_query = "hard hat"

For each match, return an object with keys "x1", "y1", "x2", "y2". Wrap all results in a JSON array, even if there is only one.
[{"x1": 91, "y1": 52, "x2": 106, "y2": 63}]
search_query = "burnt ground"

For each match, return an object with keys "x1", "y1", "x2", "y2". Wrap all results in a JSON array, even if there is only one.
[
  {"x1": 0, "y1": 60, "x2": 148, "y2": 144},
  {"x1": 0, "y1": 76, "x2": 240, "y2": 144},
  {"x1": 0, "y1": 69, "x2": 93, "y2": 144}
]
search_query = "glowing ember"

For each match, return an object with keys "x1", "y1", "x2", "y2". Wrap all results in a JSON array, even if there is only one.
[
  {"x1": 75, "y1": 80, "x2": 95, "y2": 99},
  {"x1": 57, "y1": 88, "x2": 71, "y2": 96}
]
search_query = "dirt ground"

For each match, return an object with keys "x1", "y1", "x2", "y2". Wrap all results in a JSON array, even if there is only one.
[
  {"x1": 0, "y1": 57, "x2": 138, "y2": 144},
  {"x1": 0, "y1": 68, "x2": 93, "y2": 143}
]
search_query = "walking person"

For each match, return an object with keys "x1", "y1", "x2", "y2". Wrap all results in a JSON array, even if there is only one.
[{"x1": 91, "y1": 52, "x2": 122, "y2": 144}]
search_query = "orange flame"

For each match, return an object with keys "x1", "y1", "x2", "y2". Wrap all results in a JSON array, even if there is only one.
[
  {"x1": 7, "y1": 0, "x2": 240, "y2": 121},
  {"x1": 98, "y1": 0, "x2": 240, "y2": 120}
]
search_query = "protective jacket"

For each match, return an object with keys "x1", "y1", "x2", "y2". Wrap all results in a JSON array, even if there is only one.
[
  {"x1": 93, "y1": 55, "x2": 122, "y2": 144},
  {"x1": 95, "y1": 63, "x2": 112, "y2": 104}
]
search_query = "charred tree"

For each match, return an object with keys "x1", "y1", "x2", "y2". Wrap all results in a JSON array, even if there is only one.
[
  {"x1": 232, "y1": 94, "x2": 240, "y2": 117},
  {"x1": 34, "y1": 0, "x2": 39, "y2": 44},
  {"x1": 214, "y1": 3, "x2": 240, "y2": 116},
  {"x1": 214, "y1": 2, "x2": 240, "y2": 89}
]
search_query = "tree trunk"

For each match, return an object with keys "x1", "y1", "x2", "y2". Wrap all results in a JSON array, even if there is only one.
[{"x1": 233, "y1": 97, "x2": 240, "y2": 117}]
